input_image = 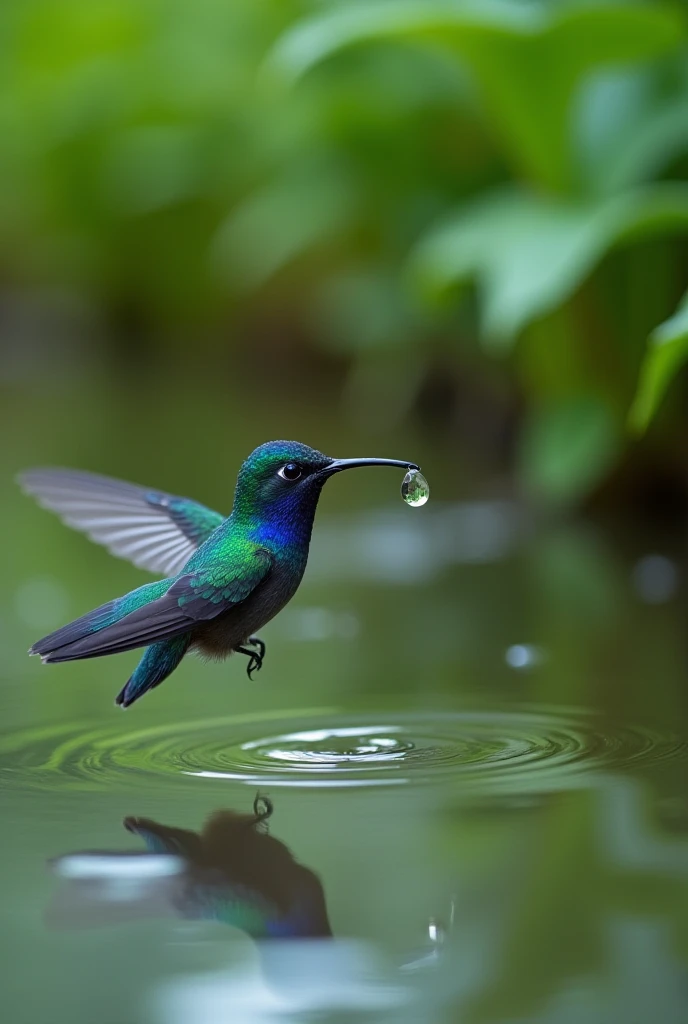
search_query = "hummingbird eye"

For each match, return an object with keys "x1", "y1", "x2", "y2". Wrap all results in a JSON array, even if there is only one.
[{"x1": 278, "y1": 462, "x2": 302, "y2": 482}]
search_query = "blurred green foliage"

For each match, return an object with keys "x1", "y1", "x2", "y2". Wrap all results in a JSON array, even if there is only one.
[
  {"x1": 2, "y1": 0, "x2": 688, "y2": 502},
  {"x1": 631, "y1": 287, "x2": 688, "y2": 431}
]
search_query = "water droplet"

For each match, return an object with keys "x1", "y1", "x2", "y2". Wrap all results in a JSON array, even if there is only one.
[
  {"x1": 505, "y1": 644, "x2": 545, "y2": 670},
  {"x1": 401, "y1": 469, "x2": 430, "y2": 507}
]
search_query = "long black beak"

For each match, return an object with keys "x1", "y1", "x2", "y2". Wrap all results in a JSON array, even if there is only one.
[{"x1": 321, "y1": 457, "x2": 419, "y2": 478}]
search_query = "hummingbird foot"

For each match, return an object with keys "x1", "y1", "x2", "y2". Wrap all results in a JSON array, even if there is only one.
[
  {"x1": 252, "y1": 793, "x2": 273, "y2": 832},
  {"x1": 236, "y1": 636, "x2": 266, "y2": 679}
]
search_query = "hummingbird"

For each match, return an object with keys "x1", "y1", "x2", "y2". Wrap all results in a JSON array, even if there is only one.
[{"x1": 19, "y1": 440, "x2": 419, "y2": 708}]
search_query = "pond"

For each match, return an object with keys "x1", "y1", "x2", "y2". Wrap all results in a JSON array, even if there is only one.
[{"x1": 1, "y1": 381, "x2": 687, "y2": 1024}]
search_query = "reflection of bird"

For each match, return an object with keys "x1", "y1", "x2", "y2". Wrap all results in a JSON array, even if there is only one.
[
  {"x1": 19, "y1": 440, "x2": 418, "y2": 706},
  {"x1": 48, "y1": 796, "x2": 332, "y2": 939}
]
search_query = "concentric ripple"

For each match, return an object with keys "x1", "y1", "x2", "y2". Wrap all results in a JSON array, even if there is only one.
[
  {"x1": 0, "y1": 706, "x2": 686, "y2": 793},
  {"x1": 2, "y1": 703, "x2": 687, "y2": 794}
]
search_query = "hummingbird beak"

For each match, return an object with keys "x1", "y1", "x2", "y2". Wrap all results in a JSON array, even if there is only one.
[{"x1": 321, "y1": 457, "x2": 420, "y2": 477}]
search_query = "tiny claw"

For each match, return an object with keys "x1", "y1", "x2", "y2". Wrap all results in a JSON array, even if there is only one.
[
  {"x1": 253, "y1": 793, "x2": 273, "y2": 822},
  {"x1": 236, "y1": 639, "x2": 266, "y2": 679},
  {"x1": 252, "y1": 793, "x2": 273, "y2": 833},
  {"x1": 246, "y1": 653, "x2": 262, "y2": 679}
]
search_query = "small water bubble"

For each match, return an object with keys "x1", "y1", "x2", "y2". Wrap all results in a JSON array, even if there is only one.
[
  {"x1": 505, "y1": 644, "x2": 545, "y2": 670},
  {"x1": 427, "y1": 919, "x2": 445, "y2": 945},
  {"x1": 401, "y1": 468, "x2": 429, "y2": 507}
]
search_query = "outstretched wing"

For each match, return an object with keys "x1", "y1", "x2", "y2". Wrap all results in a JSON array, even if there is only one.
[
  {"x1": 18, "y1": 468, "x2": 225, "y2": 577},
  {"x1": 37, "y1": 550, "x2": 273, "y2": 662}
]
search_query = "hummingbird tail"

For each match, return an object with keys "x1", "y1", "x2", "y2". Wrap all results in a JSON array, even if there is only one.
[
  {"x1": 30, "y1": 578, "x2": 172, "y2": 663},
  {"x1": 115, "y1": 635, "x2": 190, "y2": 708}
]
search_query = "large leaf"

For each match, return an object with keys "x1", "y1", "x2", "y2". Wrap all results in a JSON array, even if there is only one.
[
  {"x1": 267, "y1": 1, "x2": 685, "y2": 190},
  {"x1": 411, "y1": 183, "x2": 688, "y2": 348},
  {"x1": 629, "y1": 291, "x2": 688, "y2": 432},
  {"x1": 576, "y1": 71, "x2": 688, "y2": 196}
]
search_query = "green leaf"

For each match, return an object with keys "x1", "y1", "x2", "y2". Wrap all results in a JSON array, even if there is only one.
[
  {"x1": 518, "y1": 395, "x2": 620, "y2": 503},
  {"x1": 267, "y1": 1, "x2": 540, "y2": 84},
  {"x1": 629, "y1": 291, "x2": 688, "y2": 433},
  {"x1": 267, "y1": 1, "x2": 685, "y2": 190},
  {"x1": 411, "y1": 183, "x2": 688, "y2": 348},
  {"x1": 576, "y1": 71, "x2": 688, "y2": 196},
  {"x1": 604, "y1": 98, "x2": 688, "y2": 194}
]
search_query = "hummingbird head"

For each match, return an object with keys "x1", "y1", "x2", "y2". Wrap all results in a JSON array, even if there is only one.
[{"x1": 233, "y1": 440, "x2": 418, "y2": 527}]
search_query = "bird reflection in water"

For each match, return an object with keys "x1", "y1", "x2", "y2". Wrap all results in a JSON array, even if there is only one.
[{"x1": 46, "y1": 795, "x2": 332, "y2": 940}]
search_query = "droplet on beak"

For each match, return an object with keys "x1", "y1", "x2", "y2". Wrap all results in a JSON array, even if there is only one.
[{"x1": 401, "y1": 468, "x2": 430, "y2": 507}]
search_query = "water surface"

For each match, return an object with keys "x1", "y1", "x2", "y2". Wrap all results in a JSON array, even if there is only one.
[{"x1": 2, "y1": 396, "x2": 688, "y2": 1023}]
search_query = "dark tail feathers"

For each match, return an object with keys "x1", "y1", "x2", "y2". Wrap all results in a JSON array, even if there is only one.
[
  {"x1": 30, "y1": 578, "x2": 172, "y2": 663},
  {"x1": 116, "y1": 635, "x2": 190, "y2": 708},
  {"x1": 30, "y1": 598, "x2": 123, "y2": 662}
]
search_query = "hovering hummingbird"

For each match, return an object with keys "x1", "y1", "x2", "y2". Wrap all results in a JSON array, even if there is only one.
[{"x1": 19, "y1": 440, "x2": 420, "y2": 707}]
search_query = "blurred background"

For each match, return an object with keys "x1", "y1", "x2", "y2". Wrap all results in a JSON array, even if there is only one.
[
  {"x1": 2, "y1": 3, "x2": 688, "y2": 1024},
  {"x1": 2, "y1": 0, "x2": 688, "y2": 512}
]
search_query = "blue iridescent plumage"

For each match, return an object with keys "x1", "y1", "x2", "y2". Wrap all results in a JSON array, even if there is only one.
[{"x1": 19, "y1": 440, "x2": 419, "y2": 707}]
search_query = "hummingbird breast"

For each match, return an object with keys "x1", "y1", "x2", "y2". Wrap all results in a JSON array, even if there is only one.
[{"x1": 189, "y1": 558, "x2": 305, "y2": 659}]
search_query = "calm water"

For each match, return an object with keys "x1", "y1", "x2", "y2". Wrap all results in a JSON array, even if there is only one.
[{"x1": 2, "y1": 385, "x2": 688, "y2": 1023}]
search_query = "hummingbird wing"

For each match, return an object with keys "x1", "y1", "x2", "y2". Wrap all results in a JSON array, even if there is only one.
[
  {"x1": 18, "y1": 468, "x2": 225, "y2": 577},
  {"x1": 35, "y1": 550, "x2": 273, "y2": 660}
]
